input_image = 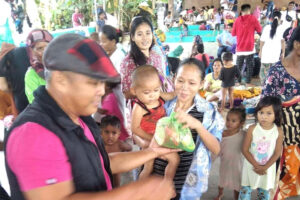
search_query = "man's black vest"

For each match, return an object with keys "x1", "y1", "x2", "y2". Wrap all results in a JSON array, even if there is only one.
[{"x1": 4, "y1": 86, "x2": 112, "y2": 200}]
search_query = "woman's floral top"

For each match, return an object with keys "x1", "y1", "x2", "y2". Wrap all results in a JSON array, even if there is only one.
[
  {"x1": 261, "y1": 61, "x2": 300, "y2": 101},
  {"x1": 262, "y1": 61, "x2": 300, "y2": 147}
]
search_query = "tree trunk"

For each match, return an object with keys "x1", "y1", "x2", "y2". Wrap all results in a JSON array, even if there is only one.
[
  {"x1": 168, "y1": 0, "x2": 174, "y2": 18},
  {"x1": 26, "y1": 0, "x2": 41, "y2": 28},
  {"x1": 152, "y1": 0, "x2": 156, "y2": 9}
]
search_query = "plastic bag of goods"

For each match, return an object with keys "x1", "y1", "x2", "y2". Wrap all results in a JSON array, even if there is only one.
[{"x1": 154, "y1": 112, "x2": 195, "y2": 152}]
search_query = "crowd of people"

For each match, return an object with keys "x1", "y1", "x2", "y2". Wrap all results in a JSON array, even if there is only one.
[{"x1": 0, "y1": 1, "x2": 300, "y2": 200}]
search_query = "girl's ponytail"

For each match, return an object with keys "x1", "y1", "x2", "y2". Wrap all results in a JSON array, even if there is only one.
[{"x1": 270, "y1": 11, "x2": 281, "y2": 39}]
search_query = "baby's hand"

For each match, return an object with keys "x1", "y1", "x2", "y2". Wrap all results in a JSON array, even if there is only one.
[{"x1": 165, "y1": 127, "x2": 179, "y2": 146}]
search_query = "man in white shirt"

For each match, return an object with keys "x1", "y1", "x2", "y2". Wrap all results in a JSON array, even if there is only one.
[
  {"x1": 164, "y1": 11, "x2": 173, "y2": 28},
  {"x1": 281, "y1": 1, "x2": 297, "y2": 31}
]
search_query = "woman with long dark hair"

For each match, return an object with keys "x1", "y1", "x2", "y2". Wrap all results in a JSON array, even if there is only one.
[
  {"x1": 259, "y1": 11, "x2": 285, "y2": 85},
  {"x1": 120, "y1": 16, "x2": 172, "y2": 99},
  {"x1": 262, "y1": 26, "x2": 300, "y2": 200},
  {"x1": 193, "y1": 43, "x2": 210, "y2": 68}
]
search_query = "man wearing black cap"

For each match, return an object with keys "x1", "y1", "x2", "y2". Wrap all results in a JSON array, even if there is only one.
[{"x1": 4, "y1": 34, "x2": 176, "y2": 200}]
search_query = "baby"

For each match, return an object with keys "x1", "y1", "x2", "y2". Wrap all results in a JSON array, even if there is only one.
[{"x1": 130, "y1": 65, "x2": 179, "y2": 180}]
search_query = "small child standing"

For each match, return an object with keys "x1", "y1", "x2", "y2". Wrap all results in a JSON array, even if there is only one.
[
  {"x1": 219, "y1": 52, "x2": 241, "y2": 111},
  {"x1": 95, "y1": 82, "x2": 129, "y2": 141},
  {"x1": 180, "y1": 24, "x2": 188, "y2": 41},
  {"x1": 99, "y1": 115, "x2": 132, "y2": 187},
  {"x1": 178, "y1": 15, "x2": 184, "y2": 26},
  {"x1": 130, "y1": 65, "x2": 179, "y2": 180},
  {"x1": 239, "y1": 96, "x2": 283, "y2": 200},
  {"x1": 215, "y1": 107, "x2": 246, "y2": 200}
]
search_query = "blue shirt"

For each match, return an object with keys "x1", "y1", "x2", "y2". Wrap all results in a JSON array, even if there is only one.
[
  {"x1": 97, "y1": 20, "x2": 105, "y2": 32},
  {"x1": 164, "y1": 94, "x2": 224, "y2": 199},
  {"x1": 217, "y1": 30, "x2": 237, "y2": 47}
]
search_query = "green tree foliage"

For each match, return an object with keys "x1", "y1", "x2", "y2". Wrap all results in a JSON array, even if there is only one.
[
  {"x1": 45, "y1": 0, "x2": 156, "y2": 31},
  {"x1": 120, "y1": 0, "x2": 156, "y2": 31},
  {"x1": 50, "y1": 0, "x2": 94, "y2": 30}
]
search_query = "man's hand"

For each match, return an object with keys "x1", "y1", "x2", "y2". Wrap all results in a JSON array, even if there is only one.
[
  {"x1": 148, "y1": 134, "x2": 181, "y2": 158},
  {"x1": 143, "y1": 176, "x2": 176, "y2": 199}
]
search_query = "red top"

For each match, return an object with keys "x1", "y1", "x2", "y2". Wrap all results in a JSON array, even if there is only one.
[
  {"x1": 232, "y1": 14, "x2": 262, "y2": 52},
  {"x1": 199, "y1": 24, "x2": 207, "y2": 30},
  {"x1": 134, "y1": 97, "x2": 166, "y2": 135},
  {"x1": 72, "y1": 13, "x2": 83, "y2": 27},
  {"x1": 195, "y1": 53, "x2": 210, "y2": 67},
  {"x1": 101, "y1": 93, "x2": 129, "y2": 141}
]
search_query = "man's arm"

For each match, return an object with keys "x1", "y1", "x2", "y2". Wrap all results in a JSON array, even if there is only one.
[
  {"x1": 231, "y1": 21, "x2": 237, "y2": 36},
  {"x1": 255, "y1": 18, "x2": 262, "y2": 34},
  {"x1": 109, "y1": 139, "x2": 180, "y2": 174},
  {"x1": 24, "y1": 176, "x2": 175, "y2": 200},
  {"x1": 216, "y1": 34, "x2": 222, "y2": 46}
]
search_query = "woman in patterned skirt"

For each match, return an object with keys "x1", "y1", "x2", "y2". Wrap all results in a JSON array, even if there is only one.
[{"x1": 261, "y1": 26, "x2": 300, "y2": 200}]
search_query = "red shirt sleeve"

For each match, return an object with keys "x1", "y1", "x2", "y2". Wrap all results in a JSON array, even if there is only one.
[
  {"x1": 6, "y1": 122, "x2": 72, "y2": 191},
  {"x1": 232, "y1": 19, "x2": 237, "y2": 36},
  {"x1": 254, "y1": 17, "x2": 262, "y2": 34}
]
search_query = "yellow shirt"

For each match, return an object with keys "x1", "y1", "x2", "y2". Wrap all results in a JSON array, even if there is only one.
[
  {"x1": 179, "y1": 18, "x2": 184, "y2": 25},
  {"x1": 205, "y1": 73, "x2": 222, "y2": 91}
]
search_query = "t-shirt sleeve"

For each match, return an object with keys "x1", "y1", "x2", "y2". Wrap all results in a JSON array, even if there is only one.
[
  {"x1": 203, "y1": 103, "x2": 224, "y2": 142},
  {"x1": 204, "y1": 73, "x2": 212, "y2": 83},
  {"x1": 254, "y1": 17, "x2": 262, "y2": 34},
  {"x1": 24, "y1": 68, "x2": 40, "y2": 103},
  {"x1": 219, "y1": 67, "x2": 224, "y2": 81},
  {"x1": 6, "y1": 122, "x2": 72, "y2": 192},
  {"x1": 231, "y1": 20, "x2": 237, "y2": 36},
  {"x1": 260, "y1": 26, "x2": 268, "y2": 42}
]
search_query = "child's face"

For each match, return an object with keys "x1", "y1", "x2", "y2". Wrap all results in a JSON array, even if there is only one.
[
  {"x1": 223, "y1": 60, "x2": 233, "y2": 66},
  {"x1": 133, "y1": 75, "x2": 161, "y2": 105},
  {"x1": 257, "y1": 105, "x2": 275, "y2": 128},
  {"x1": 226, "y1": 113, "x2": 243, "y2": 132},
  {"x1": 99, "y1": 13, "x2": 106, "y2": 20},
  {"x1": 101, "y1": 125, "x2": 120, "y2": 146}
]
